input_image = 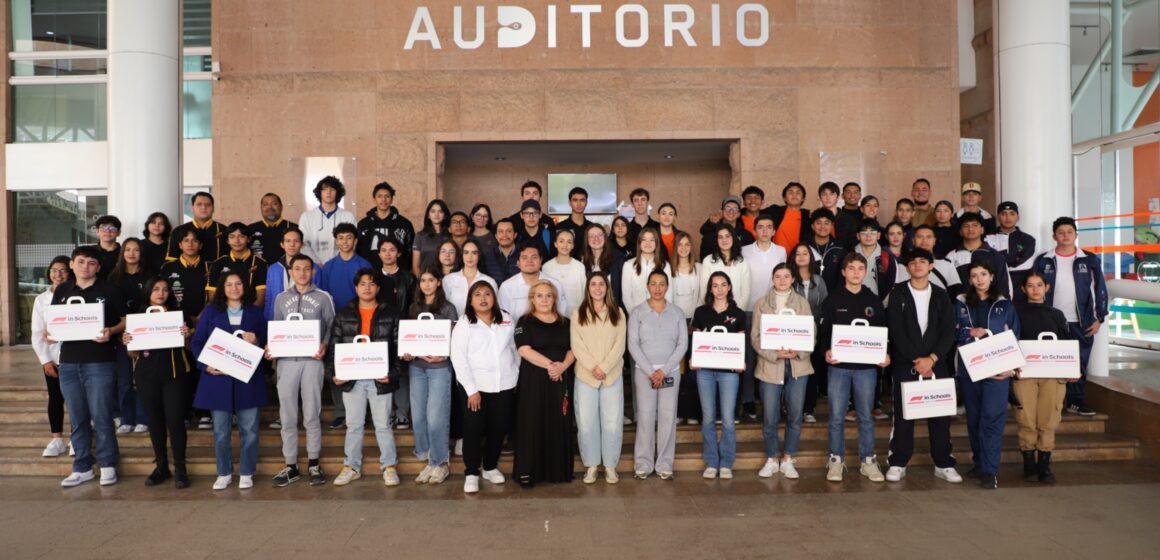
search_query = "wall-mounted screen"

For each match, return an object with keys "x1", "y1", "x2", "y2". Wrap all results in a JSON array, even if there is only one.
[{"x1": 547, "y1": 173, "x2": 617, "y2": 215}]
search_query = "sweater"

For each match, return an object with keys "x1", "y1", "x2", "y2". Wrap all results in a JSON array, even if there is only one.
[
  {"x1": 750, "y1": 289, "x2": 814, "y2": 384},
  {"x1": 299, "y1": 206, "x2": 357, "y2": 264},
  {"x1": 570, "y1": 307, "x2": 627, "y2": 388},
  {"x1": 319, "y1": 253, "x2": 372, "y2": 310},
  {"x1": 264, "y1": 258, "x2": 321, "y2": 320},
  {"x1": 541, "y1": 258, "x2": 587, "y2": 317},
  {"x1": 271, "y1": 284, "x2": 336, "y2": 361},
  {"x1": 627, "y1": 301, "x2": 688, "y2": 377}
]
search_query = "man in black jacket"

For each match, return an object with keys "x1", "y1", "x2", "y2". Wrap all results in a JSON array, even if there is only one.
[
  {"x1": 357, "y1": 182, "x2": 416, "y2": 271},
  {"x1": 884, "y1": 248, "x2": 962, "y2": 484},
  {"x1": 984, "y1": 201, "x2": 1036, "y2": 300},
  {"x1": 805, "y1": 209, "x2": 847, "y2": 292}
]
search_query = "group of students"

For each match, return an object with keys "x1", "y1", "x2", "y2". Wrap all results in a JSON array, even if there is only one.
[{"x1": 30, "y1": 175, "x2": 1107, "y2": 492}]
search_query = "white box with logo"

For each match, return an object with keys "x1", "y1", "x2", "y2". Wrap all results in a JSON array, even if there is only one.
[
  {"x1": 958, "y1": 329, "x2": 1026, "y2": 382},
  {"x1": 1018, "y1": 333, "x2": 1081, "y2": 379},
  {"x1": 125, "y1": 306, "x2": 185, "y2": 351},
  {"x1": 901, "y1": 375, "x2": 958, "y2": 420},
  {"x1": 760, "y1": 309, "x2": 815, "y2": 352},
  {"x1": 267, "y1": 313, "x2": 321, "y2": 358},
  {"x1": 397, "y1": 312, "x2": 452, "y2": 357},
  {"x1": 690, "y1": 326, "x2": 746, "y2": 371},
  {"x1": 45, "y1": 296, "x2": 105, "y2": 342},
  {"x1": 334, "y1": 335, "x2": 392, "y2": 381},
  {"x1": 196, "y1": 328, "x2": 264, "y2": 383},
  {"x1": 829, "y1": 319, "x2": 888, "y2": 365}
]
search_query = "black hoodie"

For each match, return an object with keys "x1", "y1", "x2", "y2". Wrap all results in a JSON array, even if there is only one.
[{"x1": 357, "y1": 207, "x2": 416, "y2": 271}]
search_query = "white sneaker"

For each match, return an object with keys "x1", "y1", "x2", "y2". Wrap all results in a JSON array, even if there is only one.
[
  {"x1": 239, "y1": 475, "x2": 254, "y2": 489},
  {"x1": 702, "y1": 467, "x2": 718, "y2": 479},
  {"x1": 133, "y1": 424, "x2": 149, "y2": 433},
  {"x1": 268, "y1": 421, "x2": 281, "y2": 429},
  {"x1": 428, "y1": 464, "x2": 450, "y2": 484},
  {"x1": 213, "y1": 475, "x2": 233, "y2": 491},
  {"x1": 454, "y1": 439, "x2": 464, "y2": 456},
  {"x1": 68, "y1": 442, "x2": 75, "y2": 456},
  {"x1": 583, "y1": 466, "x2": 599, "y2": 484},
  {"x1": 623, "y1": 417, "x2": 633, "y2": 425},
  {"x1": 780, "y1": 459, "x2": 800, "y2": 479},
  {"x1": 803, "y1": 413, "x2": 817, "y2": 424},
  {"x1": 826, "y1": 455, "x2": 845, "y2": 482},
  {"x1": 383, "y1": 467, "x2": 401, "y2": 487},
  {"x1": 687, "y1": 418, "x2": 700, "y2": 425},
  {"x1": 42, "y1": 437, "x2": 67, "y2": 457},
  {"x1": 99, "y1": 466, "x2": 117, "y2": 486},
  {"x1": 956, "y1": 406, "x2": 966, "y2": 416},
  {"x1": 886, "y1": 466, "x2": 906, "y2": 482},
  {"x1": 116, "y1": 424, "x2": 132, "y2": 434},
  {"x1": 61, "y1": 470, "x2": 94, "y2": 487},
  {"x1": 464, "y1": 474, "x2": 480, "y2": 493},
  {"x1": 415, "y1": 465, "x2": 434, "y2": 484},
  {"x1": 333, "y1": 466, "x2": 361, "y2": 486},
  {"x1": 719, "y1": 468, "x2": 733, "y2": 480},
  {"x1": 481, "y1": 469, "x2": 505, "y2": 484},
  {"x1": 934, "y1": 466, "x2": 963, "y2": 483},
  {"x1": 114, "y1": 417, "x2": 122, "y2": 429},
  {"x1": 758, "y1": 458, "x2": 779, "y2": 478},
  {"x1": 605, "y1": 469, "x2": 619, "y2": 484},
  {"x1": 860, "y1": 458, "x2": 885, "y2": 483}
]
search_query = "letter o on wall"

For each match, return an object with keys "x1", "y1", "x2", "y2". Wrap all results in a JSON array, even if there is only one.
[
  {"x1": 736, "y1": 3, "x2": 769, "y2": 47},
  {"x1": 616, "y1": 4, "x2": 649, "y2": 48}
]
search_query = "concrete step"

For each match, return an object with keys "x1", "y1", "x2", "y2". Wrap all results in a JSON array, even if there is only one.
[
  {"x1": 0, "y1": 412, "x2": 1110, "y2": 449},
  {"x1": 0, "y1": 433, "x2": 1137, "y2": 477}
]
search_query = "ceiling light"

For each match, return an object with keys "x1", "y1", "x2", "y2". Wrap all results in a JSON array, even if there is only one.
[
  {"x1": 45, "y1": 31, "x2": 55, "y2": 36},
  {"x1": 495, "y1": 156, "x2": 506, "y2": 161},
  {"x1": 664, "y1": 154, "x2": 674, "y2": 159}
]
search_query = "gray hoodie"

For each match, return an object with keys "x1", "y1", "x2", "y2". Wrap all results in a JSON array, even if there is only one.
[{"x1": 273, "y1": 283, "x2": 336, "y2": 361}]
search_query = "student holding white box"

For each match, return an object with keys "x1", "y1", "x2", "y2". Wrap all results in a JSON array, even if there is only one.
[
  {"x1": 817, "y1": 253, "x2": 889, "y2": 484},
  {"x1": 953, "y1": 260, "x2": 1021, "y2": 490},
  {"x1": 1013, "y1": 272, "x2": 1072, "y2": 484}
]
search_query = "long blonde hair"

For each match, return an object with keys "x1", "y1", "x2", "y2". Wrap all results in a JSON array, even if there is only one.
[{"x1": 525, "y1": 279, "x2": 559, "y2": 319}]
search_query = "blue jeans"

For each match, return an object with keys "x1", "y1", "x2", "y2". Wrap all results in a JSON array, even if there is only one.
[
  {"x1": 827, "y1": 366, "x2": 876, "y2": 461},
  {"x1": 342, "y1": 380, "x2": 397, "y2": 470},
  {"x1": 212, "y1": 408, "x2": 260, "y2": 476},
  {"x1": 759, "y1": 373, "x2": 808, "y2": 458},
  {"x1": 115, "y1": 347, "x2": 146, "y2": 426},
  {"x1": 574, "y1": 376, "x2": 624, "y2": 469},
  {"x1": 58, "y1": 362, "x2": 119, "y2": 472},
  {"x1": 696, "y1": 370, "x2": 739, "y2": 469},
  {"x1": 409, "y1": 364, "x2": 451, "y2": 467},
  {"x1": 959, "y1": 373, "x2": 1010, "y2": 476}
]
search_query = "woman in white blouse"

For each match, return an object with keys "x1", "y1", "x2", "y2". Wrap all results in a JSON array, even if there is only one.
[
  {"x1": 443, "y1": 239, "x2": 497, "y2": 317},
  {"x1": 670, "y1": 231, "x2": 702, "y2": 318},
  {"x1": 542, "y1": 229, "x2": 586, "y2": 317},
  {"x1": 30, "y1": 256, "x2": 72, "y2": 458},
  {"x1": 620, "y1": 227, "x2": 672, "y2": 310},
  {"x1": 449, "y1": 280, "x2": 519, "y2": 494},
  {"x1": 699, "y1": 223, "x2": 750, "y2": 308}
]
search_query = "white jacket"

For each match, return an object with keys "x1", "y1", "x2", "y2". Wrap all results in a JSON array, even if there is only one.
[
  {"x1": 450, "y1": 311, "x2": 519, "y2": 395},
  {"x1": 700, "y1": 255, "x2": 751, "y2": 310},
  {"x1": 298, "y1": 206, "x2": 356, "y2": 264},
  {"x1": 541, "y1": 258, "x2": 586, "y2": 317},
  {"x1": 671, "y1": 264, "x2": 702, "y2": 318},
  {"x1": 498, "y1": 273, "x2": 567, "y2": 318},
  {"x1": 443, "y1": 270, "x2": 497, "y2": 318},
  {"x1": 620, "y1": 257, "x2": 673, "y2": 310},
  {"x1": 31, "y1": 290, "x2": 60, "y2": 365}
]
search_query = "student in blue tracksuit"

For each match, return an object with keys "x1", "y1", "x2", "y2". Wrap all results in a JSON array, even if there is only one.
[
  {"x1": 954, "y1": 260, "x2": 1020, "y2": 490},
  {"x1": 1030, "y1": 217, "x2": 1109, "y2": 416}
]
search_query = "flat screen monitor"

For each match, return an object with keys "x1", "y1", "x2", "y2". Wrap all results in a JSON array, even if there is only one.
[{"x1": 546, "y1": 173, "x2": 617, "y2": 215}]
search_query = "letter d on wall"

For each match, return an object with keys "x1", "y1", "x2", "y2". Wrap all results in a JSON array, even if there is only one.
[{"x1": 497, "y1": 6, "x2": 536, "y2": 48}]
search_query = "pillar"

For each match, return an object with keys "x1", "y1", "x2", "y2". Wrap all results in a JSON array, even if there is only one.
[{"x1": 107, "y1": 0, "x2": 183, "y2": 237}]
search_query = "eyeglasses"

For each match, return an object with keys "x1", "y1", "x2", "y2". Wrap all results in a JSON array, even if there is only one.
[
  {"x1": 450, "y1": 220, "x2": 468, "y2": 226},
  {"x1": 98, "y1": 226, "x2": 119, "y2": 233},
  {"x1": 49, "y1": 268, "x2": 69, "y2": 275},
  {"x1": 521, "y1": 211, "x2": 540, "y2": 217},
  {"x1": 722, "y1": 207, "x2": 740, "y2": 214}
]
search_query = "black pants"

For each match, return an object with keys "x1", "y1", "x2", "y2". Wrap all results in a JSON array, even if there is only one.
[
  {"x1": 887, "y1": 377, "x2": 955, "y2": 469},
  {"x1": 462, "y1": 388, "x2": 515, "y2": 476},
  {"x1": 45, "y1": 372, "x2": 65, "y2": 434},
  {"x1": 135, "y1": 370, "x2": 190, "y2": 469}
]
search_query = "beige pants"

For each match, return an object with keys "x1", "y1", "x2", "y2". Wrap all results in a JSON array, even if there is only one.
[{"x1": 1012, "y1": 378, "x2": 1067, "y2": 452}]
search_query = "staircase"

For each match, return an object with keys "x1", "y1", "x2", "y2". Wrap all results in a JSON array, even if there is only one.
[{"x1": 0, "y1": 383, "x2": 1139, "y2": 477}]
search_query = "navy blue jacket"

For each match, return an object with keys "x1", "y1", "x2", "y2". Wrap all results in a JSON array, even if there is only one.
[
  {"x1": 953, "y1": 294, "x2": 1021, "y2": 371},
  {"x1": 1031, "y1": 248, "x2": 1109, "y2": 335},
  {"x1": 191, "y1": 304, "x2": 269, "y2": 412}
]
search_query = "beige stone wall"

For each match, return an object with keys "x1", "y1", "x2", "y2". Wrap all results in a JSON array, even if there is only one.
[
  {"x1": 211, "y1": 0, "x2": 962, "y2": 226},
  {"x1": 959, "y1": 0, "x2": 997, "y2": 209}
]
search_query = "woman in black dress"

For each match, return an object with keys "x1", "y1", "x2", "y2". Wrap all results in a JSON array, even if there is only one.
[{"x1": 513, "y1": 280, "x2": 577, "y2": 486}]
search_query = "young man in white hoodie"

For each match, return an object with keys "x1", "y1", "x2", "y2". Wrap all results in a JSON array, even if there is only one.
[{"x1": 299, "y1": 175, "x2": 356, "y2": 264}]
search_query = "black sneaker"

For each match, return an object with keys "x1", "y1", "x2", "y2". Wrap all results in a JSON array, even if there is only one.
[
  {"x1": 308, "y1": 465, "x2": 326, "y2": 486},
  {"x1": 396, "y1": 417, "x2": 411, "y2": 430},
  {"x1": 272, "y1": 465, "x2": 301, "y2": 487},
  {"x1": 979, "y1": 474, "x2": 998, "y2": 490},
  {"x1": 329, "y1": 416, "x2": 346, "y2": 430},
  {"x1": 197, "y1": 416, "x2": 212, "y2": 429},
  {"x1": 742, "y1": 402, "x2": 758, "y2": 422},
  {"x1": 144, "y1": 468, "x2": 172, "y2": 487},
  {"x1": 1075, "y1": 402, "x2": 1096, "y2": 416}
]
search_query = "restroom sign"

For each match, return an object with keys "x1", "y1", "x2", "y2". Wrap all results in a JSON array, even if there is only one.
[
  {"x1": 960, "y1": 138, "x2": 983, "y2": 165},
  {"x1": 404, "y1": 3, "x2": 772, "y2": 50}
]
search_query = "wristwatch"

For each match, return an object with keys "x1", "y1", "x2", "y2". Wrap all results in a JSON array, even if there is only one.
[{"x1": 928, "y1": 353, "x2": 939, "y2": 363}]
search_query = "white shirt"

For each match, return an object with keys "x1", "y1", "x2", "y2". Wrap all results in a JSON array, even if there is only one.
[
  {"x1": 443, "y1": 270, "x2": 497, "y2": 318},
  {"x1": 541, "y1": 258, "x2": 587, "y2": 317},
  {"x1": 700, "y1": 255, "x2": 751, "y2": 310},
  {"x1": 741, "y1": 242, "x2": 787, "y2": 311},
  {"x1": 908, "y1": 283, "x2": 933, "y2": 335},
  {"x1": 298, "y1": 206, "x2": 357, "y2": 264},
  {"x1": 497, "y1": 272, "x2": 568, "y2": 318},
  {"x1": 31, "y1": 290, "x2": 61, "y2": 365},
  {"x1": 620, "y1": 257, "x2": 673, "y2": 311},
  {"x1": 671, "y1": 264, "x2": 702, "y2": 318},
  {"x1": 1052, "y1": 252, "x2": 1079, "y2": 322},
  {"x1": 450, "y1": 311, "x2": 519, "y2": 395}
]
